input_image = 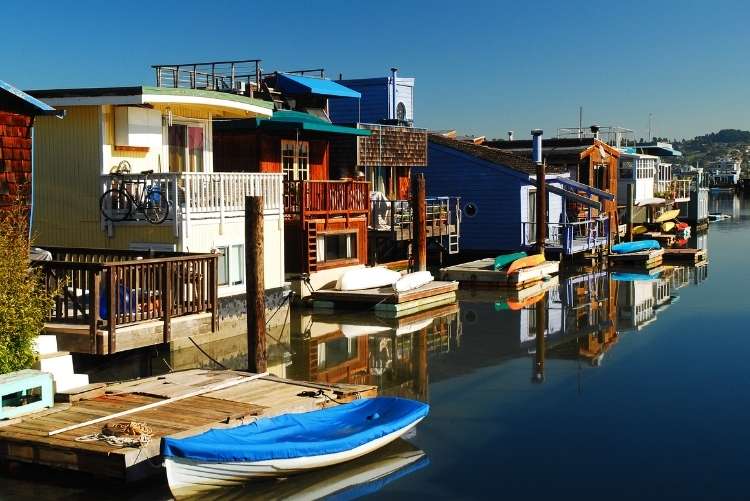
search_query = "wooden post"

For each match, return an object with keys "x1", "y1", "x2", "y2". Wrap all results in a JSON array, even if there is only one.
[
  {"x1": 626, "y1": 182, "x2": 634, "y2": 242},
  {"x1": 412, "y1": 174, "x2": 427, "y2": 271},
  {"x1": 533, "y1": 292, "x2": 546, "y2": 383},
  {"x1": 107, "y1": 268, "x2": 116, "y2": 355},
  {"x1": 89, "y1": 271, "x2": 100, "y2": 355},
  {"x1": 536, "y1": 162, "x2": 547, "y2": 255},
  {"x1": 163, "y1": 261, "x2": 172, "y2": 343},
  {"x1": 246, "y1": 196, "x2": 267, "y2": 373}
]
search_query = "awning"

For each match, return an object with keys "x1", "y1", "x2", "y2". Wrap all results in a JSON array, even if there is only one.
[
  {"x1": 276, "y1": 73, "x2": 361, "y2": 98},
  {"x1": 219, "y1": 110, "x2": 370, "y2": 136},
  {"x1": 555, "y1": 177, "x2": 615, "y2": 200},
  {"x1": 1, "y1": 79, "x2": 61, "y2": 117},
  {"x1": 546, "y1": 184, "x2": 601, "y2": 210}
]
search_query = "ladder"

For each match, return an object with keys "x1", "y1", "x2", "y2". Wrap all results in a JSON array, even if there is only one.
[{"x1": 306, "y1": 221, "x2": 318, "y2": 273}]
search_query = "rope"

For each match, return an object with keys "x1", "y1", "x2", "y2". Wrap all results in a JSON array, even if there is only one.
[
  {"x1": 297, "y1": 389, "x2": 344, "y2": 405},
  {"x1": 76, "y1": 421, "x2": 153, "y2": 448}
]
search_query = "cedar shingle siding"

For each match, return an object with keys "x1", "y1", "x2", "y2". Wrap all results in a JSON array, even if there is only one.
[
  {"x1": 357, "y1": 125, "x2": 427, "y2": 167},
  {"x1": 0, "y1": 111, "x2": 33, "y2": 210}
]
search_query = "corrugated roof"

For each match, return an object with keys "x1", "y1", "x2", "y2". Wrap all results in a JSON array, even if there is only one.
[
  {"x1": 0, "y1": 79, "x2": 60, "y2": 116},
  {"x1": 276, "y1": 74, "x2": 361, "y2": 98},
  {"x1": 429, "y1": 134, "x2": 567, "y2": 174}
]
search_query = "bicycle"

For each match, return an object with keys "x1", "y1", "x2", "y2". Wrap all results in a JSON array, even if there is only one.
[{"x1": 100, "y1": 162, "x2": 170, "y2": 224}]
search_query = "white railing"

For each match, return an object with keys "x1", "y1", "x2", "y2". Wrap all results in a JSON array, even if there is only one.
[{"x1": 101, "y1": 171, "x2": 284, "y2": 237}]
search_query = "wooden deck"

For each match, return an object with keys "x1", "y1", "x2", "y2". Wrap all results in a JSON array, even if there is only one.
[
  {"x1": 439, "y1": 259, "x2": 560, "y2": 288},
  {"x1": 311, "y1": 281, "x2": 458, "y2": 313},
  {"x1": 0, "y1": 369, "x2": 376, "y2": 481},
  {"x1": 662, "y1": 248, "x2": 707, "y2": 264},
  {"x1": 608, "y1": 248, "x2": 664, "y2": 269}
]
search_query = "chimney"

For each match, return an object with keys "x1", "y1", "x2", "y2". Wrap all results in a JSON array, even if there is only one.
[
  {"x1": 590, "y1": 124, "x2": 600, "y2": 140},
  {"x1": 508, "y1": 131, "x2": 514, "y2": 141},
  {"x1": 390, "y1": 67, "x2": 398, "y2": 120},
  {"x1": 531, "y1": 129, "x2": 543, "y2": 165}
]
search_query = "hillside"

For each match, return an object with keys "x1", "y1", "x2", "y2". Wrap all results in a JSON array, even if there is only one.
[{"x1": 673, "y1": 129, "x2": 749, "y2": 169}]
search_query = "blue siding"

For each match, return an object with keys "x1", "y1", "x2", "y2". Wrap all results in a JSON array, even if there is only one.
[
  {"x1": 417, "y1": 144, "x2": 528, "y2": 252},
  {"x1": 330, "y1": 78, "x2": 389, "y2": 124}
]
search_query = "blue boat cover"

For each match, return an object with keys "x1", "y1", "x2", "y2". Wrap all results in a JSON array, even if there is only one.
[
  {"x1": 610, "y1": 240, "x2": 661, "y2": 254},
  {"x1": 612, "y1": 272, "x2": 660, "y2": 282},
  {"x1": 161, "y1": 397, "x2": 429, "y2": 462}
]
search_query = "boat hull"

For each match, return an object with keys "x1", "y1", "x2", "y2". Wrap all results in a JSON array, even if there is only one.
[
  {"x1": 506, "y1": 254, "x2": 545, "y2": 274},
  {"x1": 165, "y1": 417, "x2": 425, "y2": 498}
]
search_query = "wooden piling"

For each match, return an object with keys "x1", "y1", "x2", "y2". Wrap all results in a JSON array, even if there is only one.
[
  {"x1": 535, "y1": 162, "x2": 547, "y2": 254},
  {"x1": 245, "y1": 196, "x2": 267, "y2": 373},
  {"x1": 626, "y1": 183, "x2": 634, "y2": 242},
  {"x1": 413, "y1": 173, "x2": 427, "y2": 272},
  {"x1": 533, "y1": 292, "x2": 546, "y2": 383}
]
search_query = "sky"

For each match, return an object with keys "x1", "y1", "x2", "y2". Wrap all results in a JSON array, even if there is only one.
[{"x1": 2, "y1": 0, "x2": 748, "y2": 141}]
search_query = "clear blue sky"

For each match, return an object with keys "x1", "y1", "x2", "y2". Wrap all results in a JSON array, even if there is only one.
[{"x1": 2, "y1": 0, "x2": 748, "y2": 140}]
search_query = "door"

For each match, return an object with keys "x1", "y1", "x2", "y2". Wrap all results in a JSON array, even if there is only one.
[
  {"x1": 168, "y1": 123, "x2": 205, "y2": 172},
  {"x1": 527, "y1": 189, "x2": 536, "y2": 244}
]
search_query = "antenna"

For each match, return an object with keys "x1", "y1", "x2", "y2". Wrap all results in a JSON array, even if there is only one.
[
  {"x1": 578, "y1": 106, "x2": 583, "y2": 139},
  {"x1": 648, "y1": 113, "x2": 653, "y2": 142}
]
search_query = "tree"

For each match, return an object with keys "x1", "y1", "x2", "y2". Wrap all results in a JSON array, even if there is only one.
[{"x1": 0, "y1": 203, "x2": 55, "y2": 373}]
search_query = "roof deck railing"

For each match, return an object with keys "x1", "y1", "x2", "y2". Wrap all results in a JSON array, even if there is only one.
[
  {"x1": 152, "y1": 59, "x2": 262, "y2": 93},
  {"x1": 556, "y1": 126, "x2": 635, "y2": 148}
]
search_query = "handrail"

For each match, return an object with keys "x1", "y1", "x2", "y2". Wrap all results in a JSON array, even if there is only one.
[{"x1": 284, "y1": 179, "x2": 370, "y2": 218}]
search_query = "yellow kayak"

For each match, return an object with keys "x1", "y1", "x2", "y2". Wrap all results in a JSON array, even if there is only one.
[
  {"x1": 655, "y1": 209, "x2": 680, "y2": 223},
  {"x1": 632, "y1": 225, "x2": 648, "y2": 235},
  {"x1": 506, "y1": 253, "x2": 545, "y2": 274},
  {"x1": 661, "y1": 221, "x2": 676, "y2": 232}
]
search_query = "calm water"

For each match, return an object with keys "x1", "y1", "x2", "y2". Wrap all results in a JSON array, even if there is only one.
[{"x1": 3, "y1": 193, "x2": 750, "y2": 500}]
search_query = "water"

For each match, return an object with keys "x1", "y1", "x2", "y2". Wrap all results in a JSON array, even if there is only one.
[{"x1": 3, "y1": 193, "x2": 749, "y2": 500}]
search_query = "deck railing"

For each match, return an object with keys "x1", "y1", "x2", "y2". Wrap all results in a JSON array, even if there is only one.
[
  {"x1": 522, "y1": 217, "x2": 609, "y2": 255},
  {"x1": 283, "y1": 180, "x2": 370, "y2": 220},
  {"x1": 33, "y1": 247, "x2": 218, "y2": 355},
  {"x1": 100, "y1": 171, "x2": 284, "y2": 236},
  {"x1": 655, "y1": 178, "x2": 692, "y2": 201}
]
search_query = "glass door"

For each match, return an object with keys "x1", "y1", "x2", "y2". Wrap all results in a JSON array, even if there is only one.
[{"x1": 168, "y1": 123, "x2": 205, "y2": 172}]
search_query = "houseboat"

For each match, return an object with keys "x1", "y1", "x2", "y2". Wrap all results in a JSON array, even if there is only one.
[
  {"x1": 422, "y1": 132, "x2": 612, "y2": 258},
  {"x1": 706, "y1": 157, "x2": 741, "y2": 190},
  {"x1": 673, "y1": 166, "x2": 710, "y2": 227},
  {"x1": 329, "y1": 69, "x2": 461, "y2": 265}
]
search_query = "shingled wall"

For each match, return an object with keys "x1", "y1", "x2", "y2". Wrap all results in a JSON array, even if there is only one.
[
  {"x1": 357, "y1": 125, "x2": 427, "y2": 167},
  {"x1": 0, "y1": 111, "x2": 33, "y2": 210}
]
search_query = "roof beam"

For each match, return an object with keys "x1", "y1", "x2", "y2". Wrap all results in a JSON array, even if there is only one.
[{"x1": 546, "y1": 184, "x2": 602, "y2": 210}]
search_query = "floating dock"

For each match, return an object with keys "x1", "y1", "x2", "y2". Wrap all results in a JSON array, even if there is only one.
[
  {"x1": 662, "y1": 248, "x2": 707, "y2": 264},
  {"x1": 311, "y1": 281, "x2": 458, "y2": 313},
  {"x1": 0, "y1": 369, "x2": 376, "y2": 481},
  {"x1": 439, "y1": 258, "x2": 559, "y2": 288},
  {"x1": 608, "y1": 248, "x2": 664, "y2": 269}
]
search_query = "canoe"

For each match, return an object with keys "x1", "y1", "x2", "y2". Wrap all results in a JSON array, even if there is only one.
[
  {"x1": 393, "y1": 271, "x2": 434, "y2": 293},
  {"x1": 632, "y1": 225, "x2": 648, "y2": 235},
  {"x1": 506, "y1": 254, "x2": 545, "y2": 274},
  {"x1": 610, "y1": 240, "x2": 661, "y2": 254},
  {"x1": 661, "y1": 221, "x2": 676, "y2": 232},
  {"x1": 337, "y1": 267, "x2": 401, "y2": 291},
  {"x1": 493, "y1": 251, "x2": 527, "y2": 271},
  {"x1": 163, "y1": 397, "x2": 429, "y2": 497},
  {"x1": 654, "y1": 209, "x2": 680, "y2": 223}
]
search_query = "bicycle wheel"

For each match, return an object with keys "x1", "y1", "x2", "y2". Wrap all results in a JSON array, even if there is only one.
[
  {"x1": 100, "y1": 189, "x2": 133, "y2": 221},
  {"x1": 143, "y1": 189, "x2": 170, "y2": 224}
]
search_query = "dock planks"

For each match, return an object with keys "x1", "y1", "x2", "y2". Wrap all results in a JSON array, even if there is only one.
[
  {"x1": 311, "y1": 281, "x2": 458, "y2": 311},
  {"x1": 662, "y1": 248, "x2": 707, "y2": 264},
  {"x1": 0, "y1": 369, "x2": 376, "y2": 481},
  {"x1": 608, "y1": 248, "x2": 664, "y2": 269},
  {"x1": 439, "y1": 259, "x2": 560, "y2": 288}
]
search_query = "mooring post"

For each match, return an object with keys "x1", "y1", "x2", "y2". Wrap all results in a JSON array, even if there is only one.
[
  {"x1": 626, "y1": 182, "x2": 634, "y2": 242},
  {"x1": 413, "y1": 173, "x2": 427, "y2": 272},
  {"x1": 533, "y1": 292, "x2": 547, "y2": 383},
  {"x1": 532, "y1": 130, "x2": 546, "y2": 255},
  {"x1": 245, "y1": 195, "x2": 267, "y2": 373}
]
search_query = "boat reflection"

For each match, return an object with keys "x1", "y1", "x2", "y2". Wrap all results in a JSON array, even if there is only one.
[{"x1": 180, "y1": 439, "x2": 428, "y2": 501}]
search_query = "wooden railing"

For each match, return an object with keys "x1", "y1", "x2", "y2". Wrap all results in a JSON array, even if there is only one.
[
  {"x1": 34, "y1": 247, "x2": 218, "y2": 355},
  {"x1": 522, "y1": 217, "x2": 610, "y2": 255},
  {"x1": 284, "y1": 180, "x2": 370, "y2": 220}
]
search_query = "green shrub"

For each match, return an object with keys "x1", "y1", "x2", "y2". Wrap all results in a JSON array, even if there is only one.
[{"x1": 0, "y1": 205, "x2": 54, "y2": 373}]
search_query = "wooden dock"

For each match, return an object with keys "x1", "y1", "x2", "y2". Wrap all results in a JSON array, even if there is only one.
[
  {"x1": 608, "y1": 248, "x2": 664, "y2": 269},
  {"x1": 0, "y1": 369, "x2": 376, "y2": 481},
  {"x1": 439, "y1": 258, "x2": 560, "y2": 288},
  {"x1": 311, "y1": 281, "x2": 458, "y2": 313},
  {"x1": 662, "y1": 248, "x2": 707, "y2": 264}
]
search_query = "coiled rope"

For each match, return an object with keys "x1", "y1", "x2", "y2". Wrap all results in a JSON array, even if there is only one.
[{"x1": 75, "y1": 421, "x2": 153, "y2": 448}]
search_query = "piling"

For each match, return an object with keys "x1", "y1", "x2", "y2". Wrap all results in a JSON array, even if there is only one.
[
  {"x1": 533, "y1": 292, "x2": 546, "y2": 383},
  {"x1": 245, "y1": 195, "x2": 267, "y2": 373},
  {"x1": 626, "y1": 183, "x2": 634, "y2": 242},
  {"x1": 413, "y1": 173, "x2": 427, "y2": 271},
  {"x1": 535, "y1": 162, "x2": 547, "y2": 254}
]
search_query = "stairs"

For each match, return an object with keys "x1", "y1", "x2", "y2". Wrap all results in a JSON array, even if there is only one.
[
  {"x1": 306, "y1": 221, "x2": 318, "y2": 273},
  {"x1": 32, "y1": 335, "x2": 90, "y2": 393}
]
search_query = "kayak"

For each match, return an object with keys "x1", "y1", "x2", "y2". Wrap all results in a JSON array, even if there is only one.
[
  {"x1": 163, "y1": 397, "x2": 429, "y2": 498},
  {"x1": 612, "y1": 272, "x2": 660, "y2": 282},
  {"x1": 506, "y1": 254, "x2": 545, "y2": 274},
  {"x1": 493, "y1": 252, "x2": 527, "y2": 271},
  {"x1": 661, "y1": 221, "x2": 676, "y2": 232},
  {"x1": 610, "y1": 240, "x2": 661, "y2": 254},
  {"x1": 393, "y1": 271, "x2": 434, "y2": 293},
  {"x1": 654, "y1": 209, "x2": 680, "y2": 223},
  {"x1": 632, "y1": 225, "x2": 648, "y2": 235},
  {"x1": 337, "y1": 267, "x2": 401, "y2": 291},
  {"x1": 676, "y1": 222, "x2": 689, "y2": 230},
  {"x1": 506, "y1": 292, "x2": 546, "y2": 311}
]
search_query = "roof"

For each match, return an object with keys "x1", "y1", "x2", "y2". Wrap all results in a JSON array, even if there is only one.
[
  {"x1": 0, "y1": 79, "x2": 61, "y2": 117},
  {"x1": 27, "y1": 86, "x2": 273, "y2": 117},
  {"x1": 216, "y1": 110, "x2": 371, "y2": 136},
  {"x1": 276, "y1": 74, "x2": 361, "y2": 99},
  {"x1": 486, "y1": 137, "x2": 596, "y2": 150},
  {"x1": 428, "y1": 134, "x2": 567, "y2": 175}
]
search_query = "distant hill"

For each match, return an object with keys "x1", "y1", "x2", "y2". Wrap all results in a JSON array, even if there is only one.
[{"x1": 673, "y1": 129, "x2": 749, "y2": 168}]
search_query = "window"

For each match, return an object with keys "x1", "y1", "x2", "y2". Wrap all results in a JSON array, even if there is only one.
[
  {"x1": 281, "y1": 139, "x2": 309, "y2": 180},
  {"x1": 217, "y1": 244, "x2": 245, "y2": 286},
  {"x1": 396, "y1": 102, "x2": 407, "y2": 121},
  {"x1": 168, "y1": 123, "x2": 205, "y2": 172},
  {"x1": 316, "y1": 232, "x2": 357, "y2": 263},
  {"x1": 464, "y1": 202, "x2": 478, "y2": 218}
]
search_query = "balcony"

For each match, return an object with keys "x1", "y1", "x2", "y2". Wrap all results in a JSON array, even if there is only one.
[
  {"x1": 283, "y1": 180, "x2": 370, "y2": 221},
  {"x1": 521, "y1": 217, "x2": 610, "y2": 255},
  {"x1": 33, "y1": 247, "x2": 218, "y2": 355},
  {"x1": 655, "y1": 178, "x2": 691, "y2": 203},
  {"x1": 100, "y1": 171, "x2": 284, "y2": 236}
]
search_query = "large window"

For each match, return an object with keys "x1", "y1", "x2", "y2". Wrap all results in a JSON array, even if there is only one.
[
  {"x1": 281, "y1": 139, "x2": 309, "y2": 180},
  {"x1": 217, "y1": 244, "x2": 245, "y2": 286},
  {"x1": 168, "y1": 123, "x2": 205, "y2": 172},
  {"x1": 316, "y1": 232, "x2": 357, "y2": 263}
]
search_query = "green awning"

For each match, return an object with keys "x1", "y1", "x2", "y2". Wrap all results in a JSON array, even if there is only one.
[{"x1": 256, "y1": 110, "x2": 370, "y2": 136}]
